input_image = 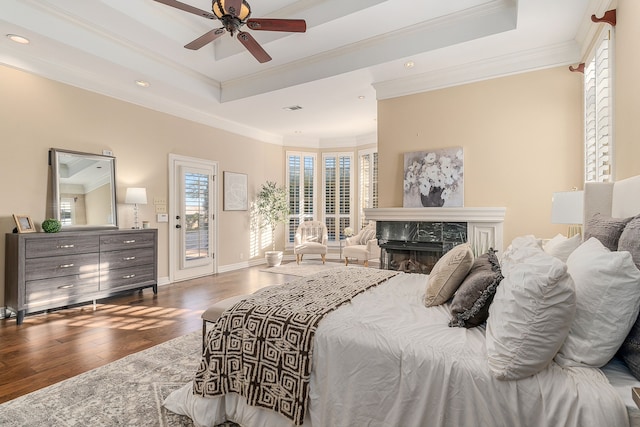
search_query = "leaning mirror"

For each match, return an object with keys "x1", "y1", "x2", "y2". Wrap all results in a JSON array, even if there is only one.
[{"x1": 50, "y1": 148, "x2": 118, "y2": 230}]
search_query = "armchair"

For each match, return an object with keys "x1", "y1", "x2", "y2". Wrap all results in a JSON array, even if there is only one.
[
  {"x1": 294, "y1": 221, "x2": 328, "y2": 264},
  {"x1": 343, "y1": 222, "x2": 380, "y2": 267}
]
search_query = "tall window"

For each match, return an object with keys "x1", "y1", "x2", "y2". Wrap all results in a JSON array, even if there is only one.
[
  {"x1": 323, "y1": 153, "x2": 353, "y2": 242},
  {"x1": 584, "y1": 29, "x2": 614, "y2": 183},
  {"x1": 359, "y1": 149, "x2": 378, "y2": 229},
  {"x1": 287, "y1": 152, "x2": 316, "y2": 244}
]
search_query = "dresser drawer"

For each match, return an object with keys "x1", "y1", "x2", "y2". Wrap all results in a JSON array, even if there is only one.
[
  {"x1": 100, "y1": 232, "x2": 155, "y2": 252},
  {"x1": 100, "y1": 248, "x2": 155, "y2": 270},
  {"x1": 100, "y1": 265, "x2": 156, "y2": 291},
  {"x1": 25, "y1": 253, "x2": 100, "y2": 281},
  {"x1": 25, "y1": 275, "x2": 100, "y2": 307},
  {"x1": 25, "y1": 235, "x2": 99, "y2": 258}
]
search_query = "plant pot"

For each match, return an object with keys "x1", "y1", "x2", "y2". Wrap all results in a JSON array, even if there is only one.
[
  {"x1": 420, "y1": 186, "x2": 445, "y2": 207},
  {"x1": 265, "y1": 251, "x2": 283, "y2": 267}
]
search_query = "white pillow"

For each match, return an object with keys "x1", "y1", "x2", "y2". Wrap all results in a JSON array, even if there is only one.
[
  {"x1": 543, "y1": 233, "x2": 582, "y2": 262},
  {"x1": 499, "y1": 235, "x2": 542, "y2": 272},
  {"x1": 554, "y1": 237, "x2": 640, "y2": 368},
  {"x1": 486, "y1": 243, "x2": 576, "y2": 380}
]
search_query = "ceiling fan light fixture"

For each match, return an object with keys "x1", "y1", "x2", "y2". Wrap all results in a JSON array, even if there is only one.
[{"x1": 212, "y1": 0, "x2": 251, "y2": 21}]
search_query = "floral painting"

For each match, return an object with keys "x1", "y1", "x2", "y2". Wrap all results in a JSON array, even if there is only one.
[{"x1": 403, "y1": 147, "x2": 464, "y2": 207}]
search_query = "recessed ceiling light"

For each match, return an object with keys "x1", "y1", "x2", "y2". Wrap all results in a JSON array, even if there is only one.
[
  {"x1": 358, "y1": 95, "x2": 365, "y2": 100},
  {"x1": 404, "y1": 60, "x2": 415, "y2": 69},
  {"x1": 135, "y1": 80, "x2": 150, "y2": 88},
  {"x1": 7, "y1": 34, "x2": 30, "y2": 44},
  {"x1": 283, "y1": 105, "x2": 303, "y2": 111}
]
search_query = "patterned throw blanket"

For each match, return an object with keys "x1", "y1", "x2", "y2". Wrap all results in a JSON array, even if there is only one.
[{"x1": 193, "y1": 267, "x2": 399, "y2": 425}]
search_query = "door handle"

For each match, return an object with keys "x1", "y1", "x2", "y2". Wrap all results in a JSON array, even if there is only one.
[{"x1": 176, "y1": 224, "x2": 182, "y2": 229}]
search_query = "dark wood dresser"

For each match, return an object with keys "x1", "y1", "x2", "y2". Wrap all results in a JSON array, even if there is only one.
[{"x1": 5, "y1": 229, "x2": 157, "y2": 325}]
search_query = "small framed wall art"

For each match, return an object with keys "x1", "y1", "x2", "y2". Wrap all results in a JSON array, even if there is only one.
[
  {"x1": 223, "y1": 171, "x2": 248, "y2": 211},
  {"x1": 13, "y1": 214, "x2": 36, "y2": 233}
]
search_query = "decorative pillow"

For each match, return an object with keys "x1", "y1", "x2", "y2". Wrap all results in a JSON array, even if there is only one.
[
  {"x1": 485, "y1": 244, "x2": 575, "y2": 380},
  {"x1": 618, "y1": 216, "x2": 640, "y2": 269},
  {"x1": 584, "y1": 213, "x2": 633, "y2": 251},
  {"x1": 424, "y1": 243, "x2": 474, "y2": 307},
  {"x1": 448, "y1": 248, "x2": 502, "y2": 327},
  {"x1": 617, "y1": 217, "x2": 640, "y2": 380},
  {"x1": 359, "y1": 227, "x2": 376, "y2": 245},
  {"x1": 499, "y1": 235, "x2": 542, "y2": 271},
  {"x1": 554, "y1": 237, "x2": 640, "y2": 368},
  {"x1": 543, "y1": 233, "x2": 582, "y2": 262}
]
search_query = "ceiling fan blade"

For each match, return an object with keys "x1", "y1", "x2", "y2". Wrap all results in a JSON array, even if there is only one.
[
  {"x1": 153, "y1": 0, "x2": 216, "y2": 20},
  {"x1": 224, "y1": 0, "x2": 244, "y2": 17},
  {"x1": 237, "y1": 31, "x2": 271, "y2": 63},
  {"x1": 246, "y1": 18, "x2": 306, "y2": 33},
  {"x1": 184, "y1": 28, "x2": 226, "y2": 50}
]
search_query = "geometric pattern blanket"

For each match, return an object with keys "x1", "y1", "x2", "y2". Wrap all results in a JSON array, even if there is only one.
[{"x1": 193, "y1": 267, "x2": 400, "y2": 425}]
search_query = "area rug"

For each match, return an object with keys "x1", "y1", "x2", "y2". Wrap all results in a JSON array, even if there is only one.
[
  {"x1": 0, "y1": 331, "x2": 235, "y2": 427},
  {"x1": 260, "y1": 260, "x2": 339, "y2": 277}
]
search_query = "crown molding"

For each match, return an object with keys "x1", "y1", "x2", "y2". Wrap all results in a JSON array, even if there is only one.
[{"x1": 373, "y1": 40, "x2": 581, "y2": 100}]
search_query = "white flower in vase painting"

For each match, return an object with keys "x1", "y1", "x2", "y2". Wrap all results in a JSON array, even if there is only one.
[{"x1": 402, "y1": 147, "x2": 464, "y2": 208}]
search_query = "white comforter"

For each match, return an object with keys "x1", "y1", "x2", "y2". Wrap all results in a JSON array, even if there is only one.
[{"x1": 164, "y1": 272, "x2": 630, "y2": 427}]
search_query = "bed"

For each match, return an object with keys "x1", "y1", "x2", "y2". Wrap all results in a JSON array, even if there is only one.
[{"x1": 164, "y1": 175, "x2": 640, "y2": 427}]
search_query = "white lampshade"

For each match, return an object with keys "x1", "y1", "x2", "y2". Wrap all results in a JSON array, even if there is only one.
[
  {"x1": 551, "y1": 191, "x2": 584, "y2": 224},
  {"x1": 125, "y1": 187, "x2": 147, "y2": 205}
]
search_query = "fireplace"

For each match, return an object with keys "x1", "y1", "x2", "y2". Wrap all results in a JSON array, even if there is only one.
[
  {"x1": 364, "y1": 207, "x2": 506, "y2": 273},
  {"x1": 377, "y1": 221, "x2": 467, "y2": 273}
]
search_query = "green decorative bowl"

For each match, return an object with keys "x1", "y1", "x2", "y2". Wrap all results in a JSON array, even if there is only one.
[{"x1": 41, "y1": 218, "x2": 62, "y2": 233}]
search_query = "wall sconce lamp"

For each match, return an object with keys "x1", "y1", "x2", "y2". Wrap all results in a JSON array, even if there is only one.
[
  {"x1": 551, "y1": 190, "x2": 584, "y2": 237},
  {"x1": 125, "y1": 187, "x2": 147, "y2": 229}
]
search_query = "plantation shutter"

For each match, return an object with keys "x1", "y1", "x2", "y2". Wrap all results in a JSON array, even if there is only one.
[
  {"x1": 287, "y1": 152, "x2": 316, "y2": 244},
  {"x1": 323, "y1": 153, "x2": 353, "y2": 241},
  {"x1": 584, "y1": 30, "x2": 613, "y2": 183},
  {"x1": 359, "y1": 150, "x2": 378, "y2": 229}
]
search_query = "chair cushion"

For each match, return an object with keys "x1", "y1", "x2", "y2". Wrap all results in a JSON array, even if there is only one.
[
  {"x1": 294, "y1": 241, "x2": 327, "y2": 254},
  {"x1": 343, "y1": 245, "x2": 369, "y2": 258}
]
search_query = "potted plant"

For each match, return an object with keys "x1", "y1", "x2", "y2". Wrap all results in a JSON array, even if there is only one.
[{"x1": 256, "y1": 181, "x2": 289, "y2": 266}]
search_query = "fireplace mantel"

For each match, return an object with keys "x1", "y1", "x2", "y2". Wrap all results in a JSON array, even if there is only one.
[{"x1": 364, "y1": 207, "x2": 506, "y2": 255}]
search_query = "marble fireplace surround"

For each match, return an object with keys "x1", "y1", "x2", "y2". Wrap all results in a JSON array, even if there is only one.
[{"x1": 364, "y1": 207, "x2": 506, "y2": 256}]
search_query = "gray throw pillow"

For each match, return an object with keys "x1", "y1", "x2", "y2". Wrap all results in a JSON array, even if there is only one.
[
  {"x1": 616, "y1": 215, "x2": 640, "y2": 380},
  {"x1": 584, "y1": 213, "x2": 633, "y2": 251},
  {"x1": 449, "y1": 248, "x2": 503, "y2": 328},
  {"x1": 618, "y1": 216, "x2": 640, "y2": 269}
]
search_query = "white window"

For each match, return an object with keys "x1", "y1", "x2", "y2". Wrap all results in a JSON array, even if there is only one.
[
  {"x1": 60, "y1": 197, "x2": 74, "y2": 225},
  {"x1": 323, "y1": 152, "x2": 353, "y2": 242},
  {"x1": 358, "y1": 149, "x2": 378, "y2": 229},
  {"x1": 584, "y1": 28, "x2": 614, "y2": 183},
  {"x1": 286, "y1": 152, "x2": 316, "y2": 244}
]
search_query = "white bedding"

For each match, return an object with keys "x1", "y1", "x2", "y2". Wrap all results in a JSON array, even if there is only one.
[{"x1": 165, "y1": 272, "x2": 630, "y2": 427}]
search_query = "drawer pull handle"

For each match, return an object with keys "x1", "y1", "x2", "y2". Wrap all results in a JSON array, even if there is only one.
[
  {"x1": 123, "y1": 274, "x2": 136, "y2": 279},
  {"x1": 58, "y1": 284, "x2": 74, "y2": 289},
  {"x1": 59, "y1": 263, "x2": 74, "y2": 268},
  {"x1": 123, "y1": 256, "x2": 136, "y2": 261},
  {"x1": 57, "y1": 244, "x2": 75, "y2": 249},
  {"x1": 123, "y1": 240, "x2": 136, "y2": 244}
]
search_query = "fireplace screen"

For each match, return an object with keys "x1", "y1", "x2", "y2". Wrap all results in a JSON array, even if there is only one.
[{"x1": 376, "y1": 221, "x2": 467, "y2": 274}]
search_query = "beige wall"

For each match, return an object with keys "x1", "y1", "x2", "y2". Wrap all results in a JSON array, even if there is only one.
[
  {"x1": 378, "y1": 66, "x2": 584, "y2": 246},
  {"x1": 0, "y1": 65, "x2": 284, "y2": 306},
  {"x1": 614, "y1": 0, "x2": 640, "y2": 179}
]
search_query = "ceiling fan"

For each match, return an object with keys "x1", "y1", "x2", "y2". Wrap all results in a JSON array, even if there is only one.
[{"x1": 153, "y1": 0, "x2": 306, "y2": 63}]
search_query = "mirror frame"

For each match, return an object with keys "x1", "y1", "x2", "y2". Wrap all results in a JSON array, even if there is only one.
[{"x1": 50, "y1": 148, "x2": 118, "y2": 230}]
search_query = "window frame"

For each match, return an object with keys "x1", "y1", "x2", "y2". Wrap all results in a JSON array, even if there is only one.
[
  {"x1": 322, "y1": 151, "x2": 354, "y2": 243},
  {"x1": 286, "y1": 151, "x2": 317, "y2": 247},
  {"x1": 583, "y1": 27, "x2": 615, "y2": 183}
]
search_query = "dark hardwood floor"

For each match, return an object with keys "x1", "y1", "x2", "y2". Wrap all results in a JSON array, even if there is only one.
[{"x1": 0, "y1": 264, "x2": 301, "y2": 404}]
